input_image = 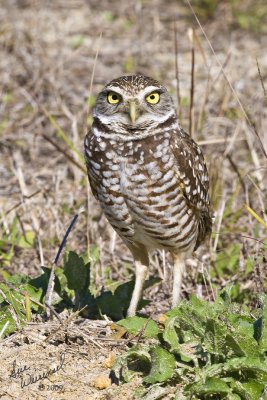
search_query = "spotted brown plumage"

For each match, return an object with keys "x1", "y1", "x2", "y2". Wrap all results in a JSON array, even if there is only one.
[{"x1": 84, "y1": 75, "x2": 212, "y2": 316}]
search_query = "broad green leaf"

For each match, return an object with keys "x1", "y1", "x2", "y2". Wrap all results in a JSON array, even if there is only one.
[
  {"x1": 110, "y1": 289, "x2": 267, "y2": 392},
  {"x1": 230, "y1": 379, "x2": 265, "y2": 400},
  {"x1": 0, "y1": 276, "x2": 43, "y2": 310},
  {"x1": 190, "y1": 294, "x2": 216, "y2": 315},
  {"x1": 226, "y1": 333, "x2": 248, "y2": 357},
  {"x1": 114, "y1": 278, "x2": 159, "y2": 312},
  {"x1": 225, "y1": 321, "x2": 260, "y2": 358},
  {"x1": 225, "y1": 313, "x2": 260, "y2": 357},
  {"x1": 216, "y1": 286, "x2": 233, "y2": 308},
  {"x1": 64, "y1": 251, "x2": 90, "y2": 293},
  {"x1": 3, "y1": 273, "x2": 30, "y2": 285},
  {"x1": 259, "y1": 296, "x2": 267, "y2": 352},
  {"x1": 17, "y1": 230, "x2": 36, "y2": 248},
  {"x1": 260, "y1": 387, "x2": 267, "y2": 400},
  {"x1": 227, "y1": 394, "x2": 242, "y2": 400},
  {"x1": 166, "y1": 300, "x2": 207, "y2": 338},
  {"x1": 96, "y1": 291, "x2": 125, "y2": 320},
  {"x1": 163, "y1": 316, "x2": 180, "y2": 352},
  {"x1": 76, "y1": 291, "x2": 96, "y2": 318},
  {"x1": 0, "y1": 306, "x2": 18, "y2": 337},
  {"x1": 29, "y1": 267, "x2": 51, "y2": 292},
  {"x1": 167, "y1": 295, "x2": 214, "y2": 320},
  {"x1": 118, "y1": 316, "x2": 159, "y2": 338},
  {"x1": 114, "y1": 280, "x2": 134, "y2": 310},
  {"x1": 0, "y1": 283, "x2": 25, "y2": 322},
  {"x1": 204, "y1": 318, "x2": 228, "y2": 356},
  {"x1": 223, "y1": 357, "x2": 267, "y2": 383},
  {"x1": 142, "y1": 385, "x2": 170, "y2": 400},
  {"x1": 163, "y1": 316, "x2": 197, "y2": 361},
  {"x1": 187, "y1": 377, "x2": 231, "y2": 395},
  {"x1": 96, "y1": 279, "x2": 151, "y2": 320},
  {"x1": 53, "y1": 266, "x2": 69, "y2": 295},
  {"x1": 144, "y1": 346, "x2": 176, "y2": 384},
  {"x1": 143, "y1": 277, "x2": 162, "y2": 290},
  {"x1": 20, "y1": 284, "x2": 43, "y2": 312},
  {"x1": 111, "y1": 344, "x2": 151, "y2": 383},
  {"x1": 30, "y1": 267, "x2": 62, "y2": 303}
]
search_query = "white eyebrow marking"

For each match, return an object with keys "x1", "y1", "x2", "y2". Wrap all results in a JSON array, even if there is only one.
[
  {"x1": 142, "y1": 86, "x2": 161, "y2": 96},
  {"x1": 105, "y1": 85, "x2": 162, "y2": 102},
  {"x1": 105, "y1": 86, "x2": 125, "y2": 96}
]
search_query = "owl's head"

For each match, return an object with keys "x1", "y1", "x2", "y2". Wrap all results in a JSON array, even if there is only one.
[{"x1": 93, "y1": 75, "x2": 176, "y2": 134}]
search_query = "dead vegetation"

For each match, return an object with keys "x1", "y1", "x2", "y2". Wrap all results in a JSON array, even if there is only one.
[{"x1": 0, "y1": 0, "x2": 267, "y2": 398}]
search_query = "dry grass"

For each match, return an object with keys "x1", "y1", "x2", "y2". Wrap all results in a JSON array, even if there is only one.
[{"x1": 0, "y1": 0, "x2": 267, "y2": 397}]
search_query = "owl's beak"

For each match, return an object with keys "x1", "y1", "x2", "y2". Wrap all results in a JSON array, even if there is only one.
[{"x1": 129, "y1": 101, "x2": 137, "y2": 124}]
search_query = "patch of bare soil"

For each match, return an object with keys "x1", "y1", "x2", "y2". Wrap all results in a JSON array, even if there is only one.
[
  {"x1": 0, "y1": 316, "x2": 141, "y2": 399},
  {"x1": 0, "y1": 0, "x2": 267, "y2": 398}
]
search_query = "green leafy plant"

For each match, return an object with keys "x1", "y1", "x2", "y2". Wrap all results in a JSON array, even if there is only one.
[
  {"x1": 0, "y1": 250, "x2": 159, "y2": 337},
  {"x1": 0, "y1": 217, "x2": 36, "y2": 266},
  {"x1": 190, "y1": 0, "x2": 267, "y2": 32},
  {"x1": 30, "y1": 251, "x2": 159, "y2": 320},
  {"x1": 0, "y1": 274, "x2": 43, "y2": 337},
  {"x1": 112, "y1": 289, "x2": 267, "y2": 399}
]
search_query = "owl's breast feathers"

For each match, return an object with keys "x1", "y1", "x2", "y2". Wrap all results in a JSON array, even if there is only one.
[{"x1": 84, "y1": 126, "x2": 212, "y2": 250}]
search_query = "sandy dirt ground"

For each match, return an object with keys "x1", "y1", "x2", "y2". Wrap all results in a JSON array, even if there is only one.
[{"x1": 0, "y1": 0, "x2": 267, "y2": 398}]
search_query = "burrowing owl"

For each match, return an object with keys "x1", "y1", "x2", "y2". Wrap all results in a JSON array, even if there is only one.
[{"x1": 84, "y1": 75, "x2": 212, "y2": 316}]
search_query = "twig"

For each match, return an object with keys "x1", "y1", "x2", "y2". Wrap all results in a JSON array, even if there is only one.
[
  {"x1": 198, "y1": 137, "x2": 246, "y2": 146},
  {"x1": 213, "y1": 51, "x2": 232, "y2": 86},
  {"x1": 86, "y1": 31, "x2": 103, "y2": 119},
  {"x1": 184, "y1": 0, "x2": 267, "y2": 158},
  {"x1": 44, "y1": 301, "x2": 63, "y2": 324},
  {"x1": 39, "y1": 104, "x2": 83, "y2": 160},
  {"x1": 4, "y1": 189, "x2": 42, "y2": 216},
  {"x1": 197, "y1": 72, "x2": 210, "y2": 132},
  {"x1": 223, "y1": 123, "x2": 241, "y2": 158},
  {"x1": 42, "y1": 134, "x2": 86, "y2": 174},
  {"x1": 245, "y1": 205, "x2": 267, "y2": 230},
  {"x1": 188, "y1": 28, "x2": 195, "y2": 137},
  {"x1": 192, "y1": 28, "x2": 208, "y2": 69},
  {"x1": 173, "y1": 19, "x2": 181, "y2": 120},
  {"x1": 16, "y1": 212, "x2": 29, "y2": 245},
  {"x1": 45, "y1": 208, "x2": 84, "y2": 319},
  {"x1": 213, "y1": 232, "x2": 267, "y2": 248},
  {"x1": 256, "y1": 58, "x2": 267, "y2": 105},
  {"x1": 38, "y1": 234, "x2": 44, "y2": 266},
  {"x1": 54, "y1": 210, "x2": 82, "y2": 265},
  {"x1": 212, "y1": 197, "x2": 226, "y2": 253},
  {"x1": 244, "y1": 127, "x2": 263, "y2": 185},
  {"x1": 246, "y1": 174, "x2": 267, "y2": 224},
  {"x1": 226, "y1": 155, "x2": 246, "y2": 193},
  {"x1": 86, "y1": 182, "x2": 91, "y2": 262},
  {"x1": 0, "y1": 321, "x2": 10, "y2": 339},
  {"x1": 84, "y1": 32, "x2": 103, "y2": 259}
]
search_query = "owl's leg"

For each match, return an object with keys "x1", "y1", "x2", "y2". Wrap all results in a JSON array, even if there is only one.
[
  {"x1": 127, "y1": 243, "x2": 149, "y2": 317},
  {"x1": 172, "y1": 253, "x2": 186, "y2": 307},
  {"x1": 127, "y1": 261, "x2": 148, "y2": 317}
]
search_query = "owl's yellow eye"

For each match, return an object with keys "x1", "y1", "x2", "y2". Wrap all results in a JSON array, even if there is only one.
[
  {"x1": 107, "y1": 91, "x2": 121, "y2": 104},
  {"x1": 145, "y1": 92, "x2": 160, "y2": 104}
]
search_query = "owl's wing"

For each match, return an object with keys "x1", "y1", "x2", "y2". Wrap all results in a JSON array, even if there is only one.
[
  {"x1": 171, "y1": 128, "x2": 212, "y2": 247},
  {"x1": 84, "y1": 132, "x2": 99, "y2": 200}
]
